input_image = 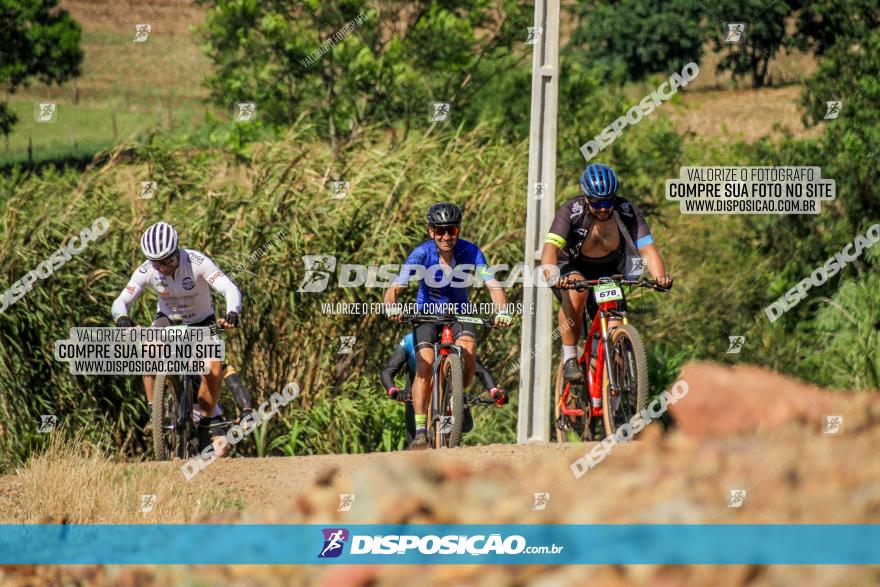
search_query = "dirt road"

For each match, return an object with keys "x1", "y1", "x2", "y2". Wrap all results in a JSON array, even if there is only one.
[{"x1": 2, "y1": 361, "x2": 880, "y2": 586}]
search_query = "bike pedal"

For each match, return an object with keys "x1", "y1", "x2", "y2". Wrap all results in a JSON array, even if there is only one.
[{"x1": 555, "y1": 416, "x2": 570, "y2": 432}]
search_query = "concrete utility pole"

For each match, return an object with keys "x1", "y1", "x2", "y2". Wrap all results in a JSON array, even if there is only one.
[{"x1": 517, "y1": 0, "x2": 560, "y2": 444}]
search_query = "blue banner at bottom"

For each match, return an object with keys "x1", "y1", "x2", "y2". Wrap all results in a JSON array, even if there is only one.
[{"x1": 0, "y1": 524, "x2": 877, "y2": 565}]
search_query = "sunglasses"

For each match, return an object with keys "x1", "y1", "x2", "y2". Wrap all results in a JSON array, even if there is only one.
[
  {"x1": 151, "y1": 253, "x2": 178, "y2": 268},
  {"x1": 432, "y1": 225, "x2": 460, "y2": 237},
  {"x1": 588, "y1": 198, "x2": 615, "y2": 210}
]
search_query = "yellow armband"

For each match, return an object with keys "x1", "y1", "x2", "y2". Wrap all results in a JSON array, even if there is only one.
[{"x1": 544, "y1": 233, "x2": 566, "y2": 249}]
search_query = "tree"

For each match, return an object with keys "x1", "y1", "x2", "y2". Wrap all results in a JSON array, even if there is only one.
[
  {"x1": 567, "y1": 0, "x2": 705, "y2": 83},
  {"x1": 709, "y1": 0, "x2": 796, "y2": 88},
  {"x1": 0, "y1": 0, "x2": 83, "y2": 137},
  {"x1": 196, "y1": 0, "x2": 531, "y2": 149},
  {"x1": 800, "y1": 30, "x2": 880, "y2": 225},
  {"x1": 792, "y1": 0, "x2": 880, "y2": 56},
  {"x1": 709, "y1": 0, "x2": 878, "y2": 88}
]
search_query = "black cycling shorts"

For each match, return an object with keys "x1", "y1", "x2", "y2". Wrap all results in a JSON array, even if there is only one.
[
  {"x1": 553, "y1": 255, "x2": 628, "y2": 320},
  {"x1": 152, "y1": 312, "x2": 216, "y2": 328},
  {"x1": 413, "y1": 321, "x2": 477, "y2": 350}
]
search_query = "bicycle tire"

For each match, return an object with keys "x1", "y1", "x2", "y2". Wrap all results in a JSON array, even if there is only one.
[
  {"x1": 554, "y1": 358, "x2": 590, "y2": 442},
  {"x1": 433, "y1": 355, "x2": 464, "y2": 448},
  {"x1": 152, "y1": 373, "x2": 177, "y2": 460},
  {"x1": 602, "y1": 323, "x2": 648, "y2": 436},
  {"x1": 178, "y1": 375, "x2": 196, "y2": 459}
]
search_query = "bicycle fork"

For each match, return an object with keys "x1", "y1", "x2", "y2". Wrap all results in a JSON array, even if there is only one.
[{"x1": 595, "y1": 312, "x2": 631, "y2": 416}]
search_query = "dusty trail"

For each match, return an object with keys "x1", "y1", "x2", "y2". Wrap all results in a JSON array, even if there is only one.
[
  {"x1": 2, "y1": 361, "x2": 880, "y2": 586},
  {"x1": 182, "y1": 442, "x2": 594, "y2": 516}
]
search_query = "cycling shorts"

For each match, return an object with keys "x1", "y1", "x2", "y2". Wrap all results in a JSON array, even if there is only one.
[
  {"x1": 413, "y1": 321, "x2": 477, "y2": 350},
  {"x1": 152, "y1": 312, "x2": 222, "y2": 343},
  {"x1": 553, "y1": 255, "x2": 628, "y2": 320}
]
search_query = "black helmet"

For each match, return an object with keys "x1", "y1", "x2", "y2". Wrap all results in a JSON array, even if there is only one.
[{"x1": 427, "y1": 202, "x2": 462, "y2": 227}]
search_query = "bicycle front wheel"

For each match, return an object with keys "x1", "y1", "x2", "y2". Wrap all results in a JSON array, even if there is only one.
[
  {"x1": 435, "y1": 354, "x2": 464, "y2": 448},
  {"x1": 152, "y1": 374, "x2": 181, "y2": 460},
  {"x1": 602, "y1": 324, "x2": 648, "y2": 436}
]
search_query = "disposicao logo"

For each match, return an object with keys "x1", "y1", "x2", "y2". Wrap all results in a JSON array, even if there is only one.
[{"x1": 318, "y1": 528, "x2": 349, "y2": 558}]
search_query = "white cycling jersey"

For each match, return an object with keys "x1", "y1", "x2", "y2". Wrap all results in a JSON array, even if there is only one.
[{"x1": 111, "y1": 248, "x2": 242, "y2": 324}]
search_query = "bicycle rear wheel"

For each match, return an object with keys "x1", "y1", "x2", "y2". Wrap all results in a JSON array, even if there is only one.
[
  {"x1": 435, "y1": 354, "x2": 464, "y2": 448},
  {"x1": 554, "y1": 359, "x2": 591, "y2": 442},
  {"x1": 602, "y1": 324, "x2": 648, "y2": 436}
]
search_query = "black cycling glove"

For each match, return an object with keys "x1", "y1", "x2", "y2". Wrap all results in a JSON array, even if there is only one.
[
  {"x1": 116, "y1": 316, "x2": 133, "y2": 328},
  {"x1": 224, "y1": 311, "x2": 240, "y2": 327}
]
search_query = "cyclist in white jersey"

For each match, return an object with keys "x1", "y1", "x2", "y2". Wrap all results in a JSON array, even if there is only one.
[{"x1": 111, "y1": 222, "x2": 242, "y2": 453}]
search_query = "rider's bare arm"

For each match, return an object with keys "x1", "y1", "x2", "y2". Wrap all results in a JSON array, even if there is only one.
[
  {"x1": 484, "y1": 278, "x2": 508, "y2": 310},
  {"x1": 540, "y1": 242, "x2": 562, "y2": 284},
  {"x1": 638, "y1": 243, "x2": 667, "y2": 280},
  {"x1": 383, "y1": 283, "x2": 404, "y2": 306}
]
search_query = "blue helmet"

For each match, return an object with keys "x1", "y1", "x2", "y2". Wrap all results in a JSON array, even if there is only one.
[{"x1": 579, "y1": 163, "x2": 619, "y2": 200}]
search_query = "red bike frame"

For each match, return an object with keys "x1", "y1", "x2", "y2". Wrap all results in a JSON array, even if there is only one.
[{"x1": 559, "y1": 297, "x2": 622, "y2": 418}]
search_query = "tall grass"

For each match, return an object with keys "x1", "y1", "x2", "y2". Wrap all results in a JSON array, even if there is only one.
[
  {"x1": 0, "y1": 122, "x2": 531, "y2": 470},
  {"x1": 7, "y1": 432, "x2": 240, "y2": 523},
  {"x1": 4, "y1": 108, "x2": 862, "y2": 470}
]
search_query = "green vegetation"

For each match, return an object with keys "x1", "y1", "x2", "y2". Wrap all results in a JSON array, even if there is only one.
[
  {"x1": 0, "y1": 0, "x2": 83, "y2": 138},
  {"x1": 568, "y1": 0, "x2": 705, "y2": 83},
  {"x1": 1, "y1": 1, "x2": 879, "y2": 472},
  {"x1": 197, "y1": 0, "x2": 532, "y2": 145},
  {"x1": 573, "y1": 0, "x2": 879, "y2": 87}
]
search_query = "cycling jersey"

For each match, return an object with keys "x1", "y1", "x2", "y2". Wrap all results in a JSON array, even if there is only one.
[
  {"x1": 111, "y1": 248, "x2": 242, "y2": 324},
  {"x1": 395, "y1": 238, "x2": 492, "y2": 313},
  {"x1": 545, "y1": 195, "x2": 653, "y2": 269}
]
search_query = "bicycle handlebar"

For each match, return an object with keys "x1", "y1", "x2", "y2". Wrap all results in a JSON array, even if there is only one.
[
  {"x1": 552, "y1": 274, "x2": 671, "y2": 292},
  {"x1": 118, "y1": 320, "x2": 235, "y2": 336},
  {"x1": 397, "y1": 313, "x2": 499, "y2": 328}
]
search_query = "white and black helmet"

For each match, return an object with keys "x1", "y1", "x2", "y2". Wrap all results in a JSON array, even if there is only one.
[{"x1": 140, "y1": 221, "x2": 179, "y2": 260}]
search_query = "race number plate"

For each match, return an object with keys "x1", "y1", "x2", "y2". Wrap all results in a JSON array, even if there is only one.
[
  {"x1": 594, "y1": 283, "x2": 623, "y2": 303},
  {"x1": 454, "y1": 315, "x2": 483, "y2": 324}
]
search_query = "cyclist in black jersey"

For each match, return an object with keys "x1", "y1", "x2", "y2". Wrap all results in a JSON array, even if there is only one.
[{"x1": 541, "y1": 164, "x2": 673, "y2": 383}]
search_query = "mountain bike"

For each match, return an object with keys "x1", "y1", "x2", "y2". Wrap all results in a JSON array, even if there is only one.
[
  {"x1": 398, "y1": 314, "x2": 499, "y2": 449},
  {"x1": 553, "y1": 275, "x2": 668, "y2": 442},
  {"x1": 151, "y1": 316, "x2": 236, "y2": 460}
]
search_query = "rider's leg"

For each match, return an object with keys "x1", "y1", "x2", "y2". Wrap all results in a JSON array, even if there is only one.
[
  {"x1": 559, "y1": 267, "x2": 588, "y2": 382},
  {"x1": 198, "y1": 359, "x2": 228, "y2": 456},
  {"x1": 560, "y1": 287, "x2": 588, "y2": 354},
  {"x1": 454, "y1": 322, "x2": 477, "y2": 388},
  {"x1": 560, "y1": 288, "x2": 588, "y2": 344},
  {"x1": 197, "y1": 359, "x2": 224, "y2": 415},
  {"x1": 142, "y1": 375, "x2": 155, "y2": 403},
  {"x1": 410, "y1": 323, "x2": 440, "y2": 448},
  {"x1": 413, "y1": 345, "x2": 434, "y2": 429}
]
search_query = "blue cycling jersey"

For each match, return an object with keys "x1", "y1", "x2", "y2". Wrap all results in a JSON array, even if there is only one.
[{"x1": 395, "y1": 238, "x2": 491, "y2": 313}]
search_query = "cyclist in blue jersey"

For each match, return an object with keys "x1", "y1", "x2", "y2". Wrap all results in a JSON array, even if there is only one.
[
  {"x1": 380, "y1": 332, "x2": 508, "y2": 444},
  {"x1": 384, "y1": 202, "x2": 512, "y2": 450}
]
